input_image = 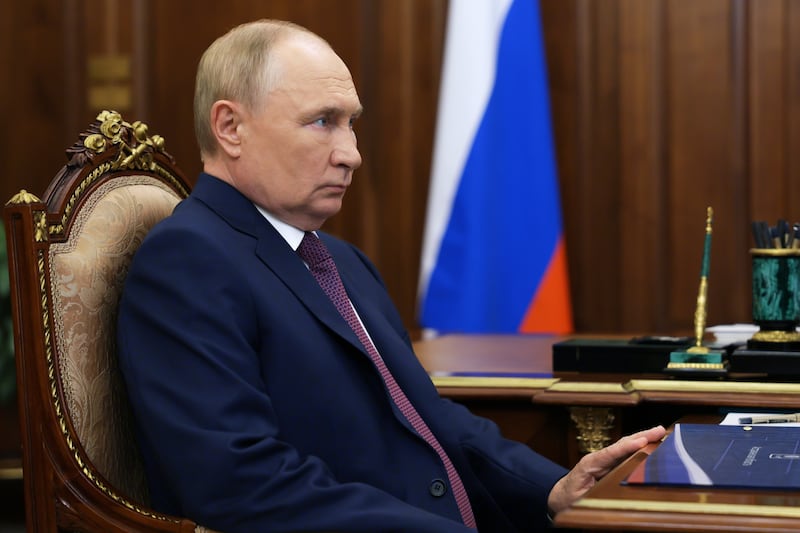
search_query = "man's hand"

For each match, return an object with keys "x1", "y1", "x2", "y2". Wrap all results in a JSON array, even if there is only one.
[{"x1": 546, "y1": 425, "x2": 666, "y2": 515}]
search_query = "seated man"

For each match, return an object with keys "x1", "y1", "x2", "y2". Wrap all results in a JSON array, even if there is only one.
[{"x1": 117, "y1": 19, "x2": 664, "y2": 532}]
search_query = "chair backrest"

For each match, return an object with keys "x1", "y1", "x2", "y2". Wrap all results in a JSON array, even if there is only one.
[{"x1": 4, "y1": 111, "x2": 212, "y2": 532}]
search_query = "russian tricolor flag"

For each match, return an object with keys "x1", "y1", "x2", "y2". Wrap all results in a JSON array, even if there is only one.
[{"x1": 418, "y1": 0, "x2": 573, "y2": 334}]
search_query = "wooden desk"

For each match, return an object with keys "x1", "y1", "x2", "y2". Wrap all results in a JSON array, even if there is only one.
[
  {"x1": 414, "y1": 334, "x2": 580, "y2": 464},
  {"x1": 414, "y1": 334, "x2": 800, "y2": 467},
  {"x1": 554, "y1": 419, "x2": 800, "y2": 532}
]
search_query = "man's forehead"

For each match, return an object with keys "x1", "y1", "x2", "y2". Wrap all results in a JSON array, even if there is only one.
[
  {"x1": 284, "y1": 58, "x2": 355, "y2": 88},
  {"x1": 273, "y1": 74, "x2": 361, "y2": 114},
  {"x1": 264, "y1": 33, "x2": 360, "y2": 112}
]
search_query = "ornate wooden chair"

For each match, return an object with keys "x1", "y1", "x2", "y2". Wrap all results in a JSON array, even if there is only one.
[{"x1": 4, "y1": 111, "x2": 215, "y2": 532}]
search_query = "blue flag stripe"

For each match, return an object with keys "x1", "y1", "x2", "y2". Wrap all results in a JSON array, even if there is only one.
[{"x1": 420, "y1": 0, "x2": 566, "y2": 333}]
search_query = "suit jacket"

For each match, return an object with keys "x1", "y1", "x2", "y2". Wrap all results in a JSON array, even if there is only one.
[{"x1": 117, "y1": 173, "x2": 568, "y2": 532}]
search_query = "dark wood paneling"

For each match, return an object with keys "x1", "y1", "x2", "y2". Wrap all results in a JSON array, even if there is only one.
[
  {"x1": 617, "y1": 0, "x2": 668, "y2": 332},
  {"x1": 362, "y1": 0, "x2": 446, "y2": 329},
  {"x1": 665, "y1": 0, "x2": 737, "y2": 329},
  {"x1": 749, "y1": 0, "x2": 785, "y2": 219},
  {"x1": 790, "y1": 2, "x2": 800, "y2": 211},
  {"x1": 542, "y1": 0, "x2": 800, "y2": 334},
  {"x1": 0, "y1": 0, "x2": 73, "y2": 207},
  {"x1": 580, "y1": 1, "x2": 623, "y2": 332}
]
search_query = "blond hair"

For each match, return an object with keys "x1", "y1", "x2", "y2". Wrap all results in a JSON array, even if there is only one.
[{"x1": 193, "y1": 19, "x2": 320, "y2": 158}]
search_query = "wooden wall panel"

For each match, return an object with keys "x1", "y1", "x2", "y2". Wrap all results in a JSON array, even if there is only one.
[
  {"x1": 617, "y1": 0, "x2": 667, "y2": 332},
  {"x1": 543, "y1": 0, "x2": 800, "y2": 334},
  {"x1": 360, "y1": 1, "x2": 446, "y2": 324},
  {"x1": 664, "y1": 0, "x2": 740, "y2": 329},
  {"x1": 749, "y1": 0, "x2": 785, "y2": 220},
  {"x1": 541, "y1": 0, "x2": 624, "y2": 332},
  {"x1": 575, "y1": 0, "x2": 624, "y2": 332},
  {"x1": 0, "y1": 0, "x2": 73, "y2": 207},
  {"x1": 749, "y1": 0, "x2": 800, "y2": 223},
  {"x1": 790, "y1": 2, "x2": 800, "y2": 209}
]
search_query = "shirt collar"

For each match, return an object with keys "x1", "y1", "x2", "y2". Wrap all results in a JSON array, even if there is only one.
[{"x1": 253, "y1": 204, "x2": 308, "y2": 251}]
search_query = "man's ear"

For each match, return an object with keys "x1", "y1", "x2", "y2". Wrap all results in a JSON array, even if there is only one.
[{"x1": 209, "y1": 100, "x2": 243, "y2": 158}]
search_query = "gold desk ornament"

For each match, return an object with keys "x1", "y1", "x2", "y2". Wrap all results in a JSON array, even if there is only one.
[
  {"x1": 569, "y1": 406, "x2": 615, "y2": 454},
  {"x1": 667, "y1": 207, "x2": 728, "y2": 375}
]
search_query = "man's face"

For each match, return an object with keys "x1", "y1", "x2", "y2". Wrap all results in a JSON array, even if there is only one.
[{"x1": 234, "y1": 34, "x2": 363, "y2": 231}]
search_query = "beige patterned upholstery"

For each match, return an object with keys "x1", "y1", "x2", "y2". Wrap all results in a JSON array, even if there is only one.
[
  {"x1": 5, "y1": 111, "x2": 218, "y2": 531},
  {"x1": 49, "y1": 177, "x2": 181, "y2": 505}
]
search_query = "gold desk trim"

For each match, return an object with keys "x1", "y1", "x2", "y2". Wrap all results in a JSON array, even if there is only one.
[
  {"x1": 628, "y1": 379, "x2": 800, "y2": 394},
  {"x1": 430, "y1": 376, "x2": 559, "y2": 389},
  {"x1": 573, "y1": 497, "x2": 800, "y2": 518},
  {"x1": 548, "y1": 382, "x2": 634, "y2": 394},
  {"x1": 430, "y1": 377, "x2": 800, "y2": 395},
  {"x1": 0, "y1": 465, "x2": 22, "y2": 480}
]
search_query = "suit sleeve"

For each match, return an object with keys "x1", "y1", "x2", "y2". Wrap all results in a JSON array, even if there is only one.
[
  {"x1": 439, "y1": 398, "x2": 568, "y2": 531},
  {"x1": 116, "y1": 226, "x2": 475, "y2": 533}
]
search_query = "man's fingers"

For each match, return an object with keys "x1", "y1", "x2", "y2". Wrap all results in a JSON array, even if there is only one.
[{"x1": 583, "y1": 425, "x2": 666, "y2": 477}]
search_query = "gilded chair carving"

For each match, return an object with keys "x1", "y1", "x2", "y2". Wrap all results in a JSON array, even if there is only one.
[{"x1": 4, "y1": 111, "x2": 215, "y2": 532}]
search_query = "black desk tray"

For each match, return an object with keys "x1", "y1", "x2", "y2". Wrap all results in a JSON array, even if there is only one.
[
  {"x1": 729, "y1": 346, "x2": 800, "y2": 376},
  {"x1": 552, "y1": 337, "x2": 693, "y2": 373}
]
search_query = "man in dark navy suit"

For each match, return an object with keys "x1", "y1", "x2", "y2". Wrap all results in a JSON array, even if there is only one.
[{"x1": 117, "y1": 19, "x2": 664, "y2": 532}]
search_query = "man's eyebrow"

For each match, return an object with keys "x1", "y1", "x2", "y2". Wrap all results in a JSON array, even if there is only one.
[{"x1": 311, "y1": 105, "x2": 363, "y2": 118}]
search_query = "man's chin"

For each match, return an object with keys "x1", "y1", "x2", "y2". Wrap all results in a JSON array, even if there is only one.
[{"x1": 312, "y1": 200, "x2": 345, "y2": 223}]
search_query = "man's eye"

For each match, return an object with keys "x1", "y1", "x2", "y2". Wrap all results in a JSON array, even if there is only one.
[{"x1": 313, "y1": 117, "x2": 329, "y2": 127}]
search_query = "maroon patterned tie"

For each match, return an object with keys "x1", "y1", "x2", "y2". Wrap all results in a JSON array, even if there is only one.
[{"x1": 297, "y1": 232, "x2": 476, "y2": 529}]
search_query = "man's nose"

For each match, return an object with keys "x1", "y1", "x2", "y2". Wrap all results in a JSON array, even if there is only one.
[{"x1": 332, "y1": 131, "x2": 362, "y2": 170}]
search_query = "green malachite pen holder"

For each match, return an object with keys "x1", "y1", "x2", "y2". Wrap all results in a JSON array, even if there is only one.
[{"x1": 748, "y1": 248, "x2": 800, "y2": 351}]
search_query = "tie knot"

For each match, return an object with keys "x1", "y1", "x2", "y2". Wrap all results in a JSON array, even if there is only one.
[{"x1": 297, "y1": 232, "x2": 331, "y2": 267}]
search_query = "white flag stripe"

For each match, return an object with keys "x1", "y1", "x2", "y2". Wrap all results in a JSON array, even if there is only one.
[{"x1": 418, "y1": 0, "x2": 513, "y2": 300}]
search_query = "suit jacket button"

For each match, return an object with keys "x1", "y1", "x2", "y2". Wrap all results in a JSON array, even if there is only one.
[{"x1": 429, "y1": 479, "x2": 447, "y2": 497}]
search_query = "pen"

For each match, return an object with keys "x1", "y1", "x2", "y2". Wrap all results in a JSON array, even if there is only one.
[
  {"x1": 779, "y1": 219, "x2": 791, "y2": 248},
  {"x1": 739, "y1": 413, "x2": 800, "y2": 424},
  {"x1": 794, "y1": 223, "x2": 800, "y2": 249}
]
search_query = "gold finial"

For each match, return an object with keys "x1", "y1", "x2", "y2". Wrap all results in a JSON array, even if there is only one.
[{"x1": 6, "y1": 189, "x2": 42, "y2": 206}]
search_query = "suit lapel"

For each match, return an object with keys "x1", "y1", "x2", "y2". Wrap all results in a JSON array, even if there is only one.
[
  {"x1": 254, "y1": 236, "x2": 368, "y2": 355},
  {"x1": 191, "y1": 174, "x2": 368, "y2": 356}
]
